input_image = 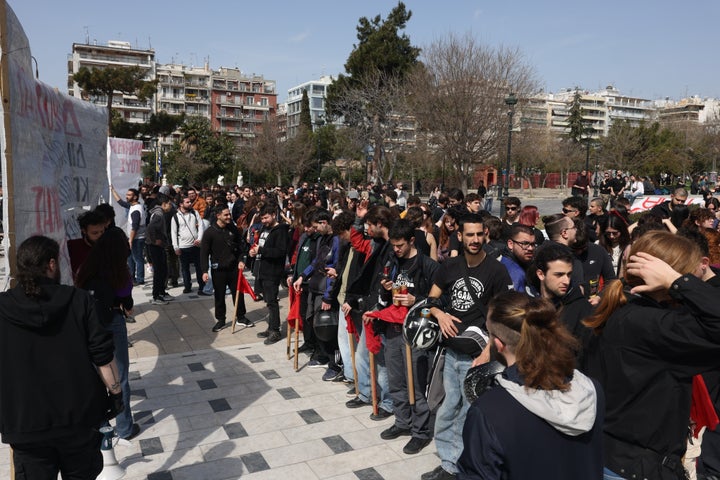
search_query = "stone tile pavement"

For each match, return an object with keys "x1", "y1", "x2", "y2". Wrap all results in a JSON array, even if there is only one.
[{"x1": 0, "y1": 276, "x2": 439, "y2": 479}]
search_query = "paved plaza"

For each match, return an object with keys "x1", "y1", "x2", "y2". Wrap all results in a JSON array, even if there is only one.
[{"x1": 0, "y1": 275, "x2": 440, "y2": 480}]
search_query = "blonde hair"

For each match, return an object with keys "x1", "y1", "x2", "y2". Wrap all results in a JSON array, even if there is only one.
[{"x1": 585, "y1": 230, "x2": 702, "y2": 333}]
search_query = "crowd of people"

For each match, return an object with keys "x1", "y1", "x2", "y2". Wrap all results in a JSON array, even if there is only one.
[{"x1": 4, "y1": 174, "x2": 720, "y2": 479}]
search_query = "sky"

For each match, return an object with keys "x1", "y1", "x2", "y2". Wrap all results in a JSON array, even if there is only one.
[{"x1": 9, "y1": 0, "x2": 720, "y2": 103}]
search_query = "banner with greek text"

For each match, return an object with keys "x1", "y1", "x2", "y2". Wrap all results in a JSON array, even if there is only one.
[
  {"x1": 0, "y1": 3, "x2": 108, "y2": 284},
  {"x1": 107, "y1": 137, "x2": 143, "y2": 232}
]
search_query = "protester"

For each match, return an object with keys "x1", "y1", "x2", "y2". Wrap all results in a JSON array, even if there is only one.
[
  {"x1": 422, "y1": 213, "x2": 512, "y2": 480},
  {"x1": 458, "y1": 291, "x2": 603, "y2": 479},
  {"x1": 0, "y1": 236, "x2": 121, "y2": 479},
  {"x1": 585, "y1": 230, "x2": 720, "y2": 479},
  {"x1": 201, "y1": 204, "x2": 253, "y2": 332}
]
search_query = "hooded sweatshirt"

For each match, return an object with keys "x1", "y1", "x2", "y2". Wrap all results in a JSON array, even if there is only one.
[
  {"x1": 458, "y1": 364, "x2": 604, "y2": 480},
  {"x1": 0, "y1": 280, "x2": 114, "y2": 444}
]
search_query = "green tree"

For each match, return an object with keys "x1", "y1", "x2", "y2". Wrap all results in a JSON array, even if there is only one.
[
  {"x1": 325, "y1": 2, "x2": 420, "y2": 184},
  {"x1": 73, "y1": 65, "x2": 158, "y2": 131},
  {"x1": 163, "y1": 117, "x2": 236, "y2": 185},
  {"x1": 566, "y1": 89, "x2": 587, "y2": 143},
  {"x1": 300, "y1": 90, "x2": 313, "y2": 131}
]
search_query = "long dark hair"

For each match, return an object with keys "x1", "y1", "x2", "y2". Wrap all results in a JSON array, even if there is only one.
[
  {"x1": 16, "y1": 236, "x2": 60, "y2": 297},
  {"x1": 75, "y1": 228, "x2": 131, "y2": 290}
]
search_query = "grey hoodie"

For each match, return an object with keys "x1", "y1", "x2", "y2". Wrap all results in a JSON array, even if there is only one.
[{"x1": 496, "y1": 368, "x2": 598, "y2": 436}]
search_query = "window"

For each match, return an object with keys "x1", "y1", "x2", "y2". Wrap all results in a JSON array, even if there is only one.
[
  {"x1": 246, "y1": 96, "x2": 254, "y2": 105},
  {"x1": 260, "y1": 97, "x2": 268, "y2": 106}
]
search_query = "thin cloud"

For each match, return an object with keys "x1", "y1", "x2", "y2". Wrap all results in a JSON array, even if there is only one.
[{"x1": 289, "y1": 31, "x2": 310, "y2": 44}]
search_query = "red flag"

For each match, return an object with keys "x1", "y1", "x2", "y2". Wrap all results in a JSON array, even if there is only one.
[
  {"x1": 345, "y1": 312, "x2": 359, "y2": 342},
  {"x1": 363, "y1": 304, "x2": 408, "y2": 355},
  {"x1": 236, "y1": 268, "x2": 257, "y2": 301},
  {"x1": 691, "y1": 375, "x2": 719, "y2": 437},
  {"x1": 287, "y1": 287, "x2": 303, "y2": 330}
]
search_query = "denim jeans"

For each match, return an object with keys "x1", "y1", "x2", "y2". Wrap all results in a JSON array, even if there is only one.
[
  {"x1": 603, "y1": 467, "x2": 625, "y2": 479},
  {"x1": 337, "y1": 311, "x2": 354, "y2": 382},
  {"x1": 354, "y1": 327, "x2": 393, "y2": 413},
  {"x1": 110, "y1": 311, "x2": 134, "y2": 438},
  {"x1": 128, "y1": 238, "x2": 145, "y2": 283},
  {"x1": 484, "y1": 197, "x2": 493, "y2": 214},
  {"x1": 179, "y1": 246, "x2": 204, "y2": 291},
  {"x1": 434, "y1": 348, "x2": 473, "y2": 474}
]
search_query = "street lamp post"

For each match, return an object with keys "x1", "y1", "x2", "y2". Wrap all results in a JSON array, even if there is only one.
[{"x1": 501, "y1": 93, "x2": 518, "y2": 217}]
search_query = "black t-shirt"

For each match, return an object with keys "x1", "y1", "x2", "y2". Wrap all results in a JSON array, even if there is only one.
[{"x1": 432, "y1": 255, "x2": 512, "y2": 331}]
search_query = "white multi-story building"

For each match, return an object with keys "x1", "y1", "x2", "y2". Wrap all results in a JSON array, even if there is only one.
[
  {"x1": 156, "y1": 63, "x2": 212, "y2": 147},
  {"x1": 68, "y1": 40, "x2": 156, "y2": 125},
  {"x1": 521, "y1": 86, "x2": 654, "y2": 138},
  {"x1": 286, "y1": 75, "x2": 334, "y2": 138}
]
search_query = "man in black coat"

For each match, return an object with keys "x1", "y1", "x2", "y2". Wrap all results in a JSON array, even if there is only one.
[
  {"x1": 201, "y1": 205, "x2": 252, "y2": 332},
  {"x1": 251, "y1": 204, "x2": 291, "y2": 344}
]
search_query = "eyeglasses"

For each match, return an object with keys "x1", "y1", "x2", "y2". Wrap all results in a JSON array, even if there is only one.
[
  {"x1": 562, "y1": 208, "x2": 578, "y2": 214},
  {"x1": 511, "y1": 240, "x2": 537, "y2": 250},
  {"x1": 506, "y1": 206, "x2": 518, "y2": 211},
  {"x1": 605, "y1": 230, "x2": 621, "y2": 237}
]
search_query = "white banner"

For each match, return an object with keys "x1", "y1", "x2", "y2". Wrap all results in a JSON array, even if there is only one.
[
  {"x1": 629, "y1": 195, "x2": 705, "y2": 213},
  {"x1": 107, "y1": 137, "x2": 143, "y2": 232},
  {"x1": 0, "y1": 3, "x2": 108, "y2": 284}
]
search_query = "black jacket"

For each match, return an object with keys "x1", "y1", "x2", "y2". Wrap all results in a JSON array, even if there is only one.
[
  {"x1": 587, "y1": 275, "x2": 720, "y2": 479},
  {"x1": 256, "y1": 222, "x2": 290, "y2": 281},
  {"x1": 200, "y1": 221, "x2": 247, "y2": 272},
  {"x1": 0, "y1": 280, "x2": 114, "y2": 444}
]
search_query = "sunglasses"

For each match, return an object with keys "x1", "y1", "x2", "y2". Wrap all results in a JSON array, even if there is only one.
[
  {"x1": 562, "y1": 208, "x2": 578, "y2": 214},
  {"x1": 506, "y1": 206, "x2": 518, "y2": 211}
]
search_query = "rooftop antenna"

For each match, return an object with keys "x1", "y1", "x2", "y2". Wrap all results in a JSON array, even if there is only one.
[{"x1": 83, "y1": 26, "x2": 89, "y2": 44}]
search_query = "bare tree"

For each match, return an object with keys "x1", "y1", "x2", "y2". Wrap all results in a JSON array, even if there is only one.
[
  {"x1": 408, "y1": 33, "x2": 538, "y2": 193},
  {"x1": 330, "y1": 70, "x2": 415, "y2": 184}
]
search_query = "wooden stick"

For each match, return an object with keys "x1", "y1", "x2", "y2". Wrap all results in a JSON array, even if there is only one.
[
  {"x1": 294, "y1": 322, "x2": 299, "y2": 371},
  {"x1": 369, "y1": 351, "x2": 378, "y2": 415},
  {"x1": 349, "y1": 332, "x2": 359, "y2": 396},
  {"x1": 406, "y1": 344, "x2": 415, "y2": 406},
  {"x1": 286, "y1": 326, "x2": 291, "y2": 359},
  {"x1": 231, "y1": 269, "x2": 243, "y2": 334}
]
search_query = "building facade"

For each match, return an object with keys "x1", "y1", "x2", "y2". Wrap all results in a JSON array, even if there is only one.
[
  {"x1": 286, "y1": 75, "x2": 334, "y2": 138},
  {"x1": 68, "y1": 41, "x2": 156, "y2": 125}
]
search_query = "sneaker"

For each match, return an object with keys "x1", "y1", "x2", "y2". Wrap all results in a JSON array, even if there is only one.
[
  {"x1": 346, "y1": 387, "x2": 358, "y2": 398},
  {"x1": 263, "y1": 331, "x2": 282, "y2": 345},
  {"x1": 370, "y1": 409, "x2": 393, "y2": 421},
  {"x1": 160, "y1": 293, "x2": 173, "y2": 300},
  {"x1": 235, "y1": 317, "x2": 255, "y2": 327},
  {"x1": 125, "y1": 315, "x2": 136, "y2": 323},
  {"x1": 254, "y1": 294, "x2": 264, "y2": 302},
  {"x1": 421, "y1": 466, "x2": 456, "y2": 480},
  {"x1": 151, "y1": 297, "x2": 169, "y2": 306},
  {"x1": 403, "y1": 436, "x2": 432, "y2": 455},
  {"x1": 345, "y1": 397, "x2": 370, "y2": 409},
  {"x1": 307, "y1": 359, "x2": 328, "y2": 369},
  {"x1": 182, "y1": 288, "x2": 192, "y2": 294},
  {"x1": 380, "y1": 424, "x2": 411, "y2": 440},
  {"x1": 322, "y1": 368, "x2": 343, "y2": 382},
  {"x1": 120, "y1": 423, "x2": 141, "y2": 441},
  {"x1": 211, "y1": 321, "x2": 226, "y2": 332},
  {"x1": 256, "y1": 330, "x2": 270, "y2": 338},
  {"x1": 331, "y1": 373, "x2": 347, "y2": 383},
  {"x1": 297, "y1": 343, "x2": 314, "y2": 354},
  {"x1": 342, "y1": 377, "x2": 354, "y2": 385},
  {"x1": 197, "y1": 290, "x2": 211, "y2": 296}
]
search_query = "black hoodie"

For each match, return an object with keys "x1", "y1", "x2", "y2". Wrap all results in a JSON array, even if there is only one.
[{"x1": 0, "y1": 280, "x2": 113, "y2": 443}]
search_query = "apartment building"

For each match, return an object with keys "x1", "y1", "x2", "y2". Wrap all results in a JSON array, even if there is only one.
[
  {"x1": 521, "y1": 86, "x2": 654, "y2": 138},
  {"x1": 286, "y1": 75, "x2": 334, "y2": 138},
  {"x1": 68, "y1": 41, "x2": 156, "y2": 125},
  {"x1": 156, "y1": 63, "x2": 212, "y2": 147},
  {"x1": 210, "y1": 67, "x2": 278, "y2": 147}
]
